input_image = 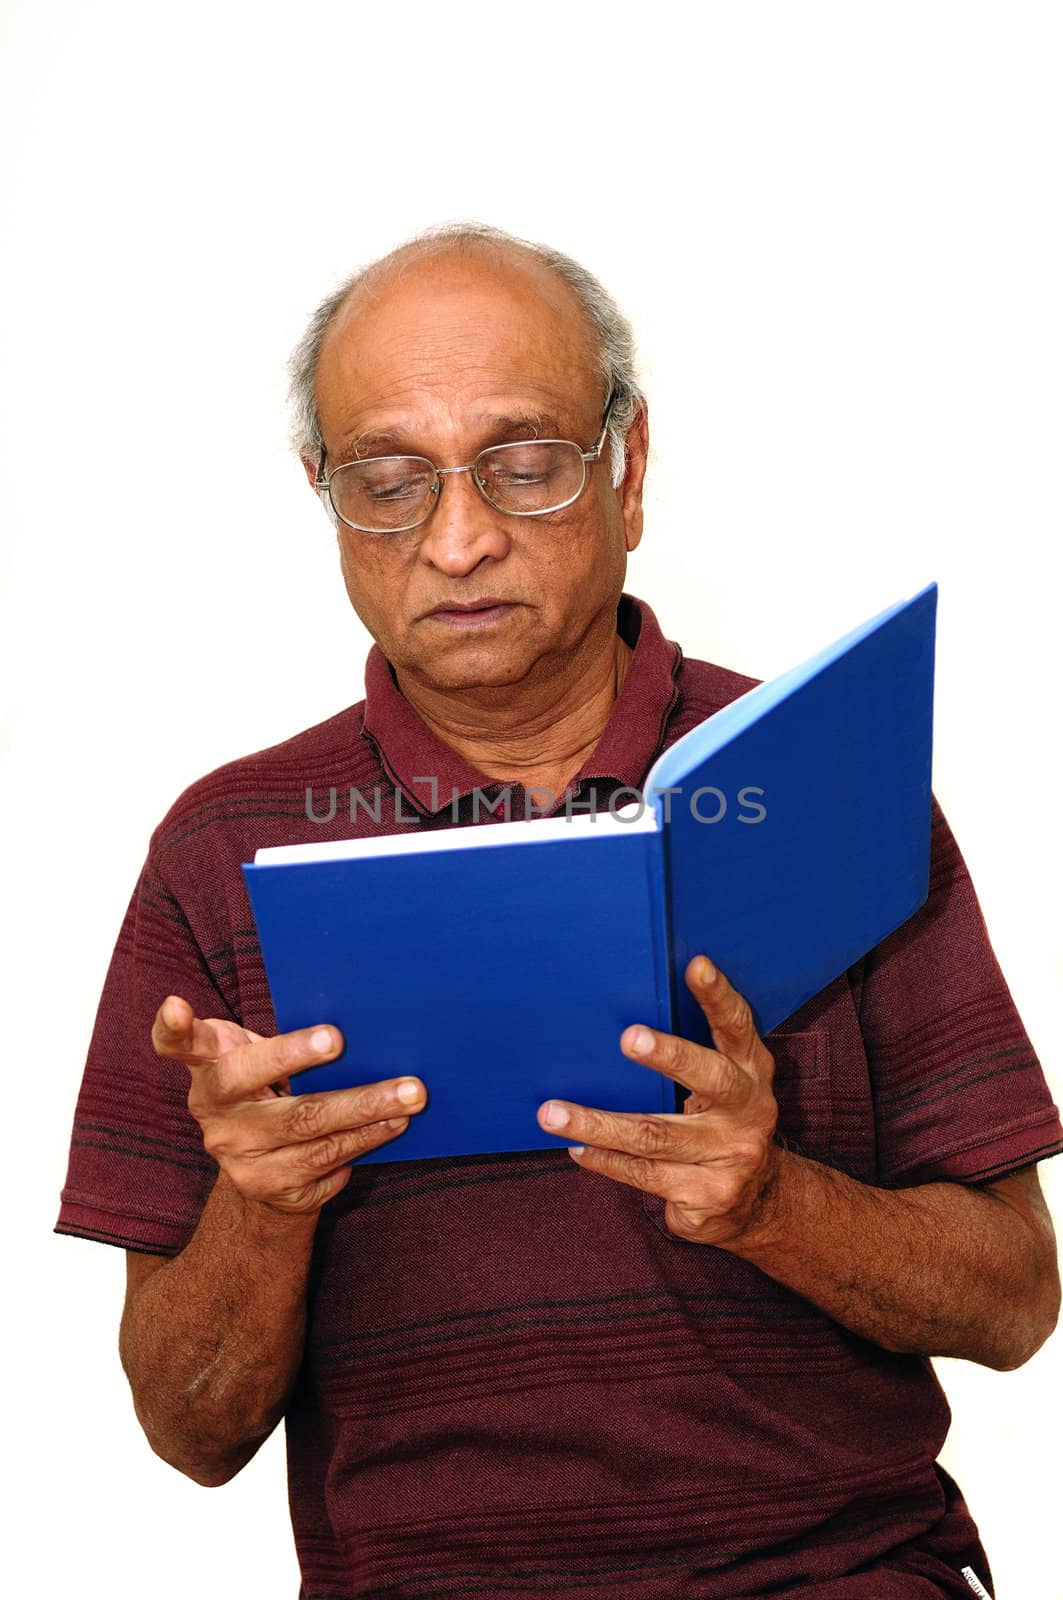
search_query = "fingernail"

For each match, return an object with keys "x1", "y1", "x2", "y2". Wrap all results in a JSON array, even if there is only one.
[
  {"x1": 396, "y1": 1079, "x2": 422, "y2": 1106},
  {"x1": 310, "y1": 1027, "x2": 333, "y2": 1055},
  {"x1": 162, "y1": 998, "x2": 181, "y2": 1029},
  {"x1": 697, "y1": 957, "x2": 717, "y2": 985},
  {"x1": 628, "y1": 1027, "x2": 654, "y2": 1056},
  {"x1": 541, "y1": 1101, "x2": 570, "y2": 1129}
]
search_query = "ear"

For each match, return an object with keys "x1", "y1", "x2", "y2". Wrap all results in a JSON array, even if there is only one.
[
  {"x1": 300, "y1": 453, "x2": 320, "y2": 490},
  {"x1": 620, "y1": 402, "x2": 649, "y2": 553}
]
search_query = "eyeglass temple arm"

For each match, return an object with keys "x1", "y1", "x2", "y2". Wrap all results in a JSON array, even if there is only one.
[{"x1": 585, "y1": 388, "x2": 619, "y2": 460}]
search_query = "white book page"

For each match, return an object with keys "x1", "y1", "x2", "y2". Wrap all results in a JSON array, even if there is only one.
[{"x1": 252, "y1": 803, "x2": 657, "y2": 864}]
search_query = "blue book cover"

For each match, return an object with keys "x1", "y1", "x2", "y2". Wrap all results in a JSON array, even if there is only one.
[{"x1": 242, "y1": 583, "x2": 937, "y2": 1163}]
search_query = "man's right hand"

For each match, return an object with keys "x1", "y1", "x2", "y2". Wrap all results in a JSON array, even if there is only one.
[{"x1": 151, "y1": 996, "x2": 426, "y2": 1215}]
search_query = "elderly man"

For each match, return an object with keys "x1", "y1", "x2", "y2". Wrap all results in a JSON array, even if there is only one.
[{"x1": 58, "y1": 224, "x2": 1060, "y2": 1600}]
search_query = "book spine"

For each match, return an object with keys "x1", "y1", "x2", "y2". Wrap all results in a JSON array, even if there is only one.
[{"x1": 644, "y1": 829, "x2": 681, "y2": 1113}]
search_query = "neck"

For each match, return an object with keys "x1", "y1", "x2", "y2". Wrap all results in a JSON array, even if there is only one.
[{"x1": 394, "y1": 621, "x2": 634, "y2": 803}]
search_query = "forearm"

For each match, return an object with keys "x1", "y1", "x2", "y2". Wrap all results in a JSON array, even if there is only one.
[
  {"x1": 119, "y1": 1170, "x2": 319, "y2": 1484},
  {"x1": 723, "y1": 1147, "x2": 1058, "y2": 1369}
]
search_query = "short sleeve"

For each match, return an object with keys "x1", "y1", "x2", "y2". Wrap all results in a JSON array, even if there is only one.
[
  {"x1": 857, "y1": 797, "x2": 1063, "y2": 1187},
  {"x1": 55, "y1": 842, "x2": 231, "y2": 1255}
]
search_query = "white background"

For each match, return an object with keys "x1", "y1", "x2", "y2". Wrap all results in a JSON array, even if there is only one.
[{"x1": 3, "y1": 2, "x2": 1061, "y2": 1596}]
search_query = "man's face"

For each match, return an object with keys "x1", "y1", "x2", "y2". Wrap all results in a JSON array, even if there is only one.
[{"x1": 309, "y1": 248, "x2": 647, "y2": 697}]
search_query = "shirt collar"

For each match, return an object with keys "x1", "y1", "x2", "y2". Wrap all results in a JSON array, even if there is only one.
[{"x1": 361, "y1": 593, "x2": 683, "y2": 817}]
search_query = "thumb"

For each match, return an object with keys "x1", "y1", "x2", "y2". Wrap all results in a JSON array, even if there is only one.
[{"x1": 151, "y1": 996, "x2": 247, "y2": 1065}]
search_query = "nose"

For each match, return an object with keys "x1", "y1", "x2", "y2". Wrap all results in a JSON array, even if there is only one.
[{"x1": 416, "y1": 467, "x2": 512, "y2": 577}]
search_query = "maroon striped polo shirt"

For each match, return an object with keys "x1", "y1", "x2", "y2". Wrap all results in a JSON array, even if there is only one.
[{"x1": 57, "y1": 595, "x2": 1063, "y2": 1599}]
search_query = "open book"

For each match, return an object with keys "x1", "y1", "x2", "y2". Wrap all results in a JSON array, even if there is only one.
[{"x1": 242, "y1": 583, "x2": 937, "y2": 1163}]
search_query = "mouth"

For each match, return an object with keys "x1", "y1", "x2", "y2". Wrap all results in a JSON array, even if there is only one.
[{"x1": 423, "y1": 598, "x2": 520, "y2": 626}]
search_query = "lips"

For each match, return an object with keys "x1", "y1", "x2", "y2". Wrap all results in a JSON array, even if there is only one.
[
  {"x1": 426, "y1": 597, "x2": 514, "y2": 617},
  {"x1": 421, "y1": 599, "x2": 521, "y2": 632}
]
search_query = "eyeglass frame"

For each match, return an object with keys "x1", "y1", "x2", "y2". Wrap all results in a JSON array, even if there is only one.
[{"x1": 313, "y1": 388, "x2": 619, "y2": 534}]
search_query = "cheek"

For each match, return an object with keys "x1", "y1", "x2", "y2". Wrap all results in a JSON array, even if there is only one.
[
  {"x1": 572, "y1": 479, "x2": 631, "y2": 564},
  {"x1": 543, "y1": 513, "x2": 627, "y2": 595},
  {"x1": 582, "y1": 505, "x2": 632, "y2": 583},
  {"x1": 337, "y1": 543, "x2": 367, "y2": 609},
  {"x1": 337, "y1": 539, "x2": 399, "y2": 613}
]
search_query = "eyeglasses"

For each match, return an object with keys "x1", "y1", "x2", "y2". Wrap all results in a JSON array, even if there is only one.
[{"x1": 315, "y1": 390, "x2": 617, "y2": 534}]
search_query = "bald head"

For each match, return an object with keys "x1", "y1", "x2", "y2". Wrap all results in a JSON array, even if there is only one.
[
  {"x1": 315, "y1": 247, "x2": 603, "y2": 459},
  {"x1": 331, "y1": 231, "x2": 593, "y2": 338},
  {"x1": 288, "y1": 223, "x2": 645, "y2": 487}
]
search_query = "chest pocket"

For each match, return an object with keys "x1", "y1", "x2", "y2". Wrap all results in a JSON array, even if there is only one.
[{"x1": 766, "y1": 1028, "x2": 833, "y2": 1165}]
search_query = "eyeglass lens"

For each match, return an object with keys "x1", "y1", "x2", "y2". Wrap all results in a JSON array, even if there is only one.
[{"x1": 328, "y1": 441, "x2": 587, "y2": 531}]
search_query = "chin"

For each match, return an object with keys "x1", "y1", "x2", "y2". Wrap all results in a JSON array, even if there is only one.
[
  {"x1": 405, "y1": 639, "x2": 539, "y2": 692},
  {"x1": 424, "y1": 656, "x2": 534, "y2": 692}
]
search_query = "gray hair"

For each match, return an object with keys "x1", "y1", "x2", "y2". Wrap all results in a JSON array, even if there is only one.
[{"x1": 287, "y1": 221, "x2": 645, "y2": 488}]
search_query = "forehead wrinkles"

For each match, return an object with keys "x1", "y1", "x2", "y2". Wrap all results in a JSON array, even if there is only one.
[
  {"x1": 317, "y1": 258, "x2": 600, "y2": 423},
  {"x1": 317, "y1": 333, "x2": 598, "y2": 455},
  {"x1": 321, "y1": 367, "x2": 581, "y2": 447},
  {"x1": 342, "y1": 401, "x2": 564, "y2": 463},
  {"x1": 322, "y1": 315, "x2": 586, "y2": 400}
]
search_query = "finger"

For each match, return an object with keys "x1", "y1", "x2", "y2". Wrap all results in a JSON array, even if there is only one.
[
  {"x1": 254, "y1": 1163, "x2": 356, "y2": 1217},
  {"x1": 564, "y1": 1144, "x2": 763, "y2": 1244},
  {"x1": 562, "y1": 1144, "x2": 711, "y2": 1204},
  {"x1": 194, "y1": 1022, "x2": 349, "y2": 1104},
  {"x1": 234, "y1": 1114, "x2": 415, "y2": 1199},
  {"x1": 537, "y1": 1100, "x2": 718, "y2": 1164},
  {"x1": 202, "y1": 1075, "x2": 427, "y2": 1160},
  {"x1": 261, "y1": 1077, "x2": 426, "y2": 1148},
  {"x1": 684, "y1": 956, "x2": 767, "y2": 1073},
  {"x1": 617, "y1": 1021, "x2": 751, "y2": 1106}
]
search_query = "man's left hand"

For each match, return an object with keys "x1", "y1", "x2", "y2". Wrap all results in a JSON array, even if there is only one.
[{"x1": 537, "y1": 955, "x2": 781, "y2": 1247}]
